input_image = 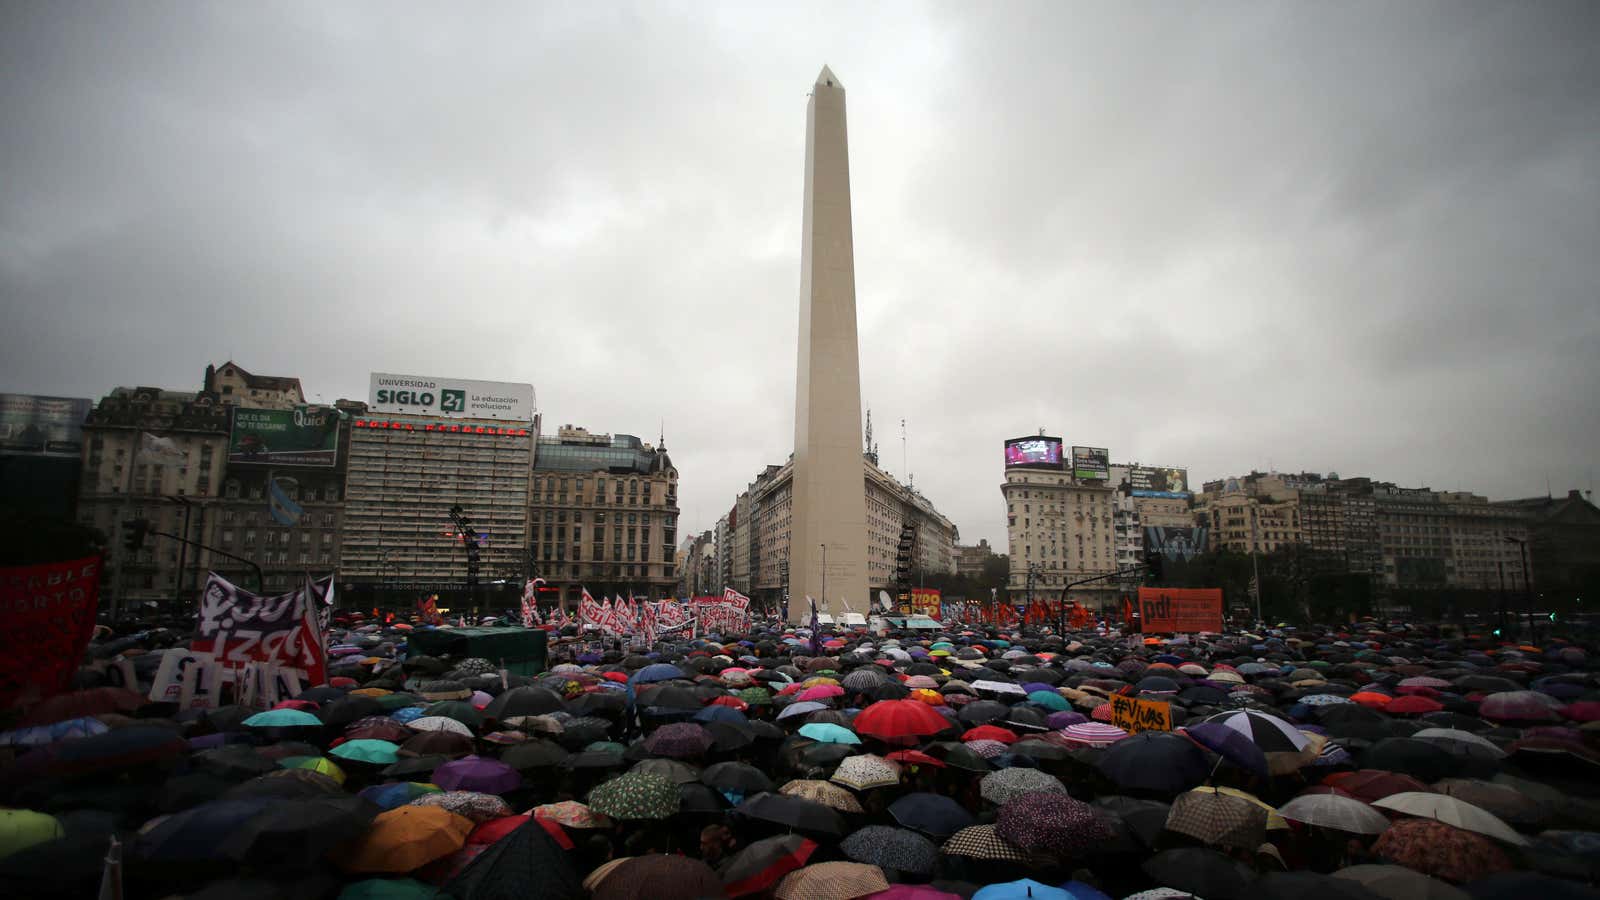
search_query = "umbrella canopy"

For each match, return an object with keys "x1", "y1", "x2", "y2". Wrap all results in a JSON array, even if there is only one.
[
  {"x1": 831, "y1": 755, "x2": 901, "y2": 791},
  {"x1": 723, "y1": 834, "x2": 818, "y2": 897},
  {"x1": 852, "y1": 700, "x2": 952, "y2": 744},
  {"x1": 1279, "y1": 793, "x2": 1391, "y2": 835},
  {"x1": 841, "y1": 825, "x2": 939, "y2": 875},
  {"x1": 1371, "y1": 819, "x2": 1512, "y2": 883},
  {"x1": 359, "y1": 782, "x2": 442, "y2": 811},
  {"x1": 219, "y1": 795, "x2": 377, "y2": 867},
  {"x1": 1097, "y1": 731, "x2": 1209, "y2": 795},
  {"x1": 940, "y1": 824, "x2": 1029, "y2": 863},
  {"x1": 798, "y1": 723, "x2": 861, "y2": 745},
  {"x1": 887, "y1": 793, "x2": 976, "y2": 838},
  {"x1": 644, "y1": 723, "x2": 714, "y2": 759},
  {"x1": 341, "y1": 806, "x2": 475, "y2": 873},
  {"x1": 1331, "y1": 864, "x2": 1470, "y2": 900},
  {"x1": 979, "y1": 767, "x2": 1066, "y2": 805},
  {"x1": 1183, "y1": 723, "x2": 1269, "y2": 775},
  {"x1": 586, "y1": 772, "x2": 680, "y2": 820},
  {"x1": 703, "y1": 761, "x2": 774, "y2": 794},
  {"x1": 442, "y1": 818, "x2": 582, "y2": 900},
  {"x1": 1142, "y1": 847, "x2": 1257, "y2": 900},
  {"x1": 1370, "y1": 793, "x2": 1528, "y2": 845},
  {"x1": 592, "y1": 854, "x2": 722, "y2": 900},
  {"x1": 1249, "y1": 871, "x2": 1389, "y2": 900},
  {"x1": 243, "y1": 709, "x2": 323, "y2": 728},
  {"x1": 1203, "y1": 709, "x2": 1311, "y2": 752},
  {"x1": 531, "y1": 801, "x2": 612, "y2": 829},
  {"x1": 996, "y1": 791, "x2": 1111, "y2": 856},
  {"x1": 410, "y1": 791, "x2": 514, "y2": 824},
  {"x1": 779, "y1": 779, "x2": 864, "y2": 813},
  {"x1": 331, "y1": 740, "x2": 401, "y2": 765},
  {"x1": 1324, "y1": 770, "x2": 1434, "y2": 803},
  {"x1": 433, "y1": 756, "x2": 522, "y2": 795},
  {"x1": 735, "y1": 793, "x2": 848, "y2": 837},
  {"x1": 774, "y1": 861, "x2": 890, "y2": 900},
  {"x1": 0, "y1": 809, "x2": 64, "y2": 860},
  {"x1": 1165, "y1": 787, "x2": 1270, "y2": 850}
]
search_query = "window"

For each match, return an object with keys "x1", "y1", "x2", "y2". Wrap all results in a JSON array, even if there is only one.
[
  {"x1": 220, "y1": 529, "x2": 234, "y2": 544},
  {"x1": 300, "y1": 532, "x2": 311, "y2": 545},
  {"x1": 322, "y1": 512, "x2": 334, "y2": 526},
  {"x1": 298, "y1": 552, "x2": 309, "y2": 565},
  {"x1": 244, "y1": 529, "x2": 256, "y2": 545},
  {"x1": 325, "y1": 486, "x2": 338, "y2": 501},
  {"x1": 320, "y1": 551, "x2": 331, "y2": 565}
]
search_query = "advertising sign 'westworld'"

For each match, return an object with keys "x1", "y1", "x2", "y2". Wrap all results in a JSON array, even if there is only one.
[{"x1": 1004, "y1": 436, "x2": 1063, "y2": 469}]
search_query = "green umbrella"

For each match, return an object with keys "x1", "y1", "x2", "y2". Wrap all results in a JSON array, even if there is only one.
[
  {"x1": 422, "y1": 701, "x2": 484, "y2": 731},
  {"x1": 0, "y1": 809, "x2": 63, "y2": 860},
  {"x1": 587, "y1": 771, "x2": 680, "y2": 820},
  {"x1": 243, "y1": 709, "x2": 323, "y2": 728},
  {"x1": 331, "y1": 739, "x2": 401, "y2": 765},
  {"x1": 738, "y1": 688, "x2": 773, "y2": 706},
  {"x1": 376, "y1": 693, "x2": 423, "y2": 711},
  {"x1": 337, "y1": 877, "x2": 443, "y2": 899},
  {"x1": 585, "y1": 741, "x2": 629, "y2": 755}
]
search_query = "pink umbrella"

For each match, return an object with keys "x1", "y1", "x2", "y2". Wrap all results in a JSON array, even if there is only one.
[
  {"x1": 798, "y1": 685, "x2": 846, "y2": 703},
  {"x1": 866, "y1": 887, "x2": 963, "y2": 900}
]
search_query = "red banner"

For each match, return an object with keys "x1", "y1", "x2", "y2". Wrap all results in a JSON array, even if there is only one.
[
  {"x1": 1137, "y1": 587, "x2": 1223, "y2": 633},
  {"x1": 0, "y1": 555, "x2": 102, "y2": 707}
]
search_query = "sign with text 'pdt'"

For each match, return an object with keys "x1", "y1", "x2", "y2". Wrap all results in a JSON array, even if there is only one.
[
  {"x1": 369, "y1": 373, "x2": 534, "y2": 421},
  {"x1": 1137, "y1": 587, "x2": 1224, "y2": 633},
  {"x1": 1110, "y1": 694, "x2": 1172, "y2": 734}
]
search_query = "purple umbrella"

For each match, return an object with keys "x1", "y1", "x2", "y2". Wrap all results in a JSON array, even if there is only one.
[
  {"x1": 995, "y1": 791, "x2": 1112, "y2": 856},
  {"x1": 1181, "y1": 724, "x2": 1268, "y2": 776},
  {"x1": 644, "y1": 722, "x2": 715, "y2": 758},
  {"x1": 432, "y1": 755, "x2": 523, "y2": 794},
  {"x1": 1046, "y1": 711, "x2": 1088, "y2": 730}
]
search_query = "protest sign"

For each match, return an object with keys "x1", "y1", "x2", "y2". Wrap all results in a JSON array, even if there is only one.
[
  {"x1": 149, "y1": 648, "x2": 217, "y2": 703},
  {"x1": 178, "y1": 655, "x2": 224, "y2": 710},
  {"x1": 1136, "y1": 587, "x2": 1224, "y2": 633},
  {"x1": 1109, "y1": 694, "x2": 1173, "y2": 734},
  {"x1": 0, "y1": 554, "x2": 102, "y2": 708},
  {"x1": 192, "y1": 572, "x2": 330, "y2": 685}
]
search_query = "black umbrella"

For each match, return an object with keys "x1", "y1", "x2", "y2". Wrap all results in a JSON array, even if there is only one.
[
  {"x1": 1097, "y1": 731, "x2": 1209, "y2": 795},
  {"x1": 678, "y1": 782, "x2": 730, "y2": 815},
  {"x1": 1143, "y1": 847, "x2": 1257, "y2": 900},
  {"x1": 445, "y1": 819, "x2": 584, "y2": 900},
  {"x1": 222, "y1": 770, "x2": 344, "y2": 801},
  {"x1": 193, "y1": 745, "x2": 278, "y2": 781},
  {"x1": 570, "y1": 692, "x2": 629, "y2": 718},
  {"x1": 503, "y1": 739, "x2": 571, "y2": 770},
  {"x1": 702, "y1": 762, "x2": 773, "y2": 794},
  {"x1": 926, "y1": 742, "x2": 991, "y2": 773},
  {"x1": 382, "y1": 754, "x2": 450, "y2": 779},
  {"x1": 705, "y1": 720, "x2": 756, "y2": 752},
  {"x1": 734, "y1": 792, "x2": 848, "y2": 837},
  {"x1": 159, "y1": 772, "x2": 235, "y2": 813},
  {"x1": 956, "y1": 701, "x2": 1010, "y2": 726},
  {"x1": 319, "y1": 696, "x2": 385, "y2": 729},
  {"x1": 1251, "y1": 871, "x2": 1385, "y2": 900},
  {"x1": 640, "y1": 685, "x2": 703, "y2": 710},
  {"x1": 484, "y1": 686, "x2": 567, "y2": 720},
  {"x1": 217, "y1": 795, "x2": 377, "y2": 867},
  {"x1": 1362, "y1": 738, "x2": 1462, "y2": 782},
  {"x1": 134, "y1": 798, "x2": 276, "y2": 862},
  {"x1": 888, "y1": 792, "x2": 976, "y2": 838},
  {"x1": 1093, "y1": 796, "x2": 1170, "y2": 847}
]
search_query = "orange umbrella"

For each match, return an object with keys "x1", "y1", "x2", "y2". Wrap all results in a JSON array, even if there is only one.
[
  {"x1": 1350, "y1": 692, "x2": 1393, "y2": 709},
  {"x1": 341, "y1": 805, "x2": 474, "y2": 873}
]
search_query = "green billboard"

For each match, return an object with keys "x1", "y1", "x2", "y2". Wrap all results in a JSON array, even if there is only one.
[{"x1": 228, "y1": 406, "x2": 341, "y2": 467}]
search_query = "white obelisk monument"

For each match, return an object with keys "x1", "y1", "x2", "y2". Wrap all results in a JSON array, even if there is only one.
[{"x1": 788, "y1": 66, "x2": 868, "y2": 623}]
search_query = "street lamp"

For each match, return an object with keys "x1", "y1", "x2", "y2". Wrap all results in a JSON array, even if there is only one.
[
  {"x1": 1504, "y1": 536, "x2": 1533, "y2": 640},
  {"x1": 820, "y1": 544, "x2": 828, "y2": 613}
]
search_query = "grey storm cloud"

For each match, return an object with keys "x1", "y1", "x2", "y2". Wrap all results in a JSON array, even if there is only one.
[{"x1": 2, "y1": 1, "x2": 1597, "y2": 545}]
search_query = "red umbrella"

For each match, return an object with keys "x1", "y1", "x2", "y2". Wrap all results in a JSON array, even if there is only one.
[
  {"x1": 723, "y1": 834, "x2": 817, "y2": 897},
  {"x1": 854, "y1": 700, "x2": 952, "y2": 745},
  {"x1": 710, "y1": 696, "x2": 750, "y2": 712},
  {"x1": 1372, "y1": 818, "x2": 1512, "y2": 883},
  {"x1": 21, "y1": 687, "x2": 144, "y2": 726},
  {"x1": 467, "y1": 814, "x2": 531, "y2": 845},
  {"x1": 961, "y1": 725, "x2": 1019, "y2": 745},
  {"x1": 1386, "y1": 696, "x2": 1443, "y2": 715},
  {"x1": 1561, "y1": 702, "x2": 1600, "y2": 723},
  {"x1": 1323, "y1": 770, "x2": 1433, "y2": 803},
  {"x1": 1350, "y1": 692, "x2": 1393, "y2": 709},
  {"x1": 886, "y1": 750, "x2": 945, "y2": 769}
]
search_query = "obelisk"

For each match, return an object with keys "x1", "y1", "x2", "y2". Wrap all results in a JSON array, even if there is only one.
[{"x1": 788, "y1": 65, "x2": 868, "y2": 624}]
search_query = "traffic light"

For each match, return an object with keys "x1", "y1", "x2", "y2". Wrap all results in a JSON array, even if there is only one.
[
  {"x1": 1493, "y1": 628, "x2": 1502, "y2": 637},
  {"x1": 121, "y1": 519, "x2": 149, "y2": 553}
]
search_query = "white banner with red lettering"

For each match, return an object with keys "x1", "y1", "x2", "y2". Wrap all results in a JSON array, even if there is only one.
[{"x1": 191, "y1": 572, "x2": 330, "y2": 685}]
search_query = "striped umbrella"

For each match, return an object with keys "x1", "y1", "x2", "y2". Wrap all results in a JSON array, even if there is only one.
[{"x1": 1059, "y1": 722, "x2": 1128, "y2": 746}]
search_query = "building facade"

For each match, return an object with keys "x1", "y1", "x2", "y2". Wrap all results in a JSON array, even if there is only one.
[
  {"x1": 954, "y1": 539, "x2": 999, "y2": 580},
  {"x1": 526, "y1": 426, "x2": 679, "y2": 604},
  {"x1": 1002, "y1": 467, "x2": 1118, "y2": 610},
  {"x1": 338, "y1": 411, "x2": 536, "y2": 609}
]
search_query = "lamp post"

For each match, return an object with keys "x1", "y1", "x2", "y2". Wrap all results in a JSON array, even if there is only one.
[
  {"x1": 168, "y1": 496, "x2": 194, "y2": 614},
  {"x1": 1504, "y1": 535, "x2": 1533, "y2": 641},
  {"x1": 820, "y1": 543, "x2": 828, "y2": 612}
]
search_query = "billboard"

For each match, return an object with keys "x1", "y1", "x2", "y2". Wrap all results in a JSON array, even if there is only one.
[
  {"x1": 1137, "y1": 587, "x2": 1224, "y2": 633},
  {"x1": 0, "y1": 393, "x2": 92, "y2": 458},
  {"x1": 369, "y1": 373, "x2": 534, "y2": 421},
  {"x1": 1128, "y1": 465, "x2": 1189, "y2": 495},
  {"x1": 910, "y1": 587, "x2": 942, "y2": 618},
  {"x1": 229, "y1": 406, "x2": 341, "y2": 467},
  {"x1": 1143, "y1": 526, "x2": 1209, "y2": 564},
  {"x1": 1071, "y1": 446, "x2": 1110, "y2": 480},
  {"x1": 1004, "y1": 436, "x2": 1063, "y2": 469}
]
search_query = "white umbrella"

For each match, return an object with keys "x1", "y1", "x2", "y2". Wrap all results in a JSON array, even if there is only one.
[
  {"x1": 1412, "y1": 728, "x2": 1506, "y2": 760},
  {"x1": 1278, "y1": 794, "x2": 1391, "y2": 835},
  {"x1": 970, "y1": 680, "x2": 1026, "y2": 696},
  {"x1": 1371, "y1": 792, "x2": 1529, "y2": 845},
  {"x1": 406, "y1": 715, "x2": 474, "y2": 736}
]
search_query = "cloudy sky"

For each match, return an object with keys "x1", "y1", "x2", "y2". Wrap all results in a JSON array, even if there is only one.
[{"x1": 3, "y1": 2, "x2": 1597, "y2": 545}]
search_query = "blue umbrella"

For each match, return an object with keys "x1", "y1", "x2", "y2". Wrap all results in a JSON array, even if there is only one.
[
  {"x1": 887, "y1": 792, "x2": 975, "y2": 838},
  {"x1": 390, "y1": 707, "x2": 426, "y2": 724},
  {"x1": 972, "y1": 879, "x2": 1073, "y2": 900},
  {"x1": 133, "y1": 798, "x2": 274, "y2": 861},
  {"x1": 798, "y1": 723, "x2": 861, "y2": 745},
  {"x1": 633, "y1": 664, "x2": 686, "y2": 684},
  {"x1": 693, "y1": 706, "x2": 750, "y2": 725},
  {"x1": 0, "y1": 717, "x2": 110, "y2": 746},
  {"x1": 776, "y1": 701, "x2": 828, "y2": 721},
  {"x1": 243, "y1": 709, "x2": 323, "y2": 728},
  {"x1": 1181, "y1": 723, "x2": 1268, "y2": 775}
]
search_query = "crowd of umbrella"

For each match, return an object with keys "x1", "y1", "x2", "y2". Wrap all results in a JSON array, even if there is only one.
[{"x1": 1, "y1": 621, "x2": 1598, "y2": 900}]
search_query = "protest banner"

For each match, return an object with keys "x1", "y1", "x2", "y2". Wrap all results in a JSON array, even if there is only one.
[
  {"x1": 1109, "y1": 694, "x2": 1173, "y2": 734},
  {"x1": 0, "y1": 554, "x2": 102, "y2": 708},
  {"x1": 177, "y1": 655, "x2": 224, "y2": 710},
  {"x1": 149, "y1": 648, "x2": 218, "y2": 703},
  {"x1": 1136, "y1": 587, "x2": 1224, "y2": 633},
  {"x1": 192, "y1": 572, "x2": 331, "y2": 685}
]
